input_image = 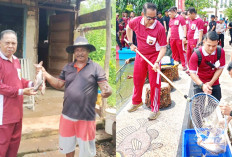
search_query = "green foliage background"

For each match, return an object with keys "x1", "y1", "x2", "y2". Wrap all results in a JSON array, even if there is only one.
[
  {"x1": 224, "y1": 3, "x2": 232, "y2": 21},
  {"x1": 80, "y1": 0, "x2": 116, "y2": 107},
  {"x1": 185, "y1": 0, "x2": 212, "y2": 16},
  {"x1": 116, "y1": 0, "x2": 174, "y2": 16}
]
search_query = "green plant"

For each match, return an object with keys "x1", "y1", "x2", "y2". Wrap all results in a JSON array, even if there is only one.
[
  {"x1": 185, "y1": 0, "x2": 212, "y2": 16},
  {"x1": 224, "y1": 7, "x2": 232, "y2": 21},
  {"x1": 80, "y1": 0, "x2": 116, "y2": 107},
  {"x1": 116, "y1": 0, "x2": 174, "y2": 16}
]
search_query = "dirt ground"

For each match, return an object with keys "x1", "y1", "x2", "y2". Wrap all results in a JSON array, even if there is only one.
[
  {"x1": 21, "y1": 87, "x2": 116, "y2": 157},
  {"x1": 23, "y1": 87, "x2": 64, "y2": 118},
  {"x1": 96, "y1": 141, "x2": 116, "y2": 157}
]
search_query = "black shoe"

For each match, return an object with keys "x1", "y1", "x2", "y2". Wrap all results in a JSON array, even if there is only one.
[{"x1": 230, "y1": 41, "x2": 231, "y2": 45}]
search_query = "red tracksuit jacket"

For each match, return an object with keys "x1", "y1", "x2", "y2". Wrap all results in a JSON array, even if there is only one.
[{"x1": 0, "y1": 53, "x2": 30, "y2": 125}]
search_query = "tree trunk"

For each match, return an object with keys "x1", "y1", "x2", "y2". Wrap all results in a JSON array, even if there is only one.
[
  {"x1": 215, "y1": 0, "x2": 218, "y2": 16},
  {"x1": 101, "y1": 0, "x2": 112, "y2": 118}
]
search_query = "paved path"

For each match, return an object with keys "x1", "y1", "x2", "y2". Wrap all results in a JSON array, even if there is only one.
[{"x1": 116, "y1": 33, "x2": 232, "y2": 157}]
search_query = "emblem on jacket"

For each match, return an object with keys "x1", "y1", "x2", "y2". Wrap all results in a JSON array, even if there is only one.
[{"x1": 146, "y1": 35, "x2": 156, "y2": 45}]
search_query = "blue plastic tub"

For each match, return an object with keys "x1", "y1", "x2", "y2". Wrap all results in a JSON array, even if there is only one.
[
  {"x1": 118, "y1": 48, "x2": 136, "y2": 60},
  {"x1": 182, "y1": 129, "x2": 232, "y2": 157}
]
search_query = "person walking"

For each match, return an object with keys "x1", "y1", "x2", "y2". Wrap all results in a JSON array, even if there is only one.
[
  {"x1": 157, "y1": 11, "x2": 164, "y2": 26},
  {"x1": 203, "y1": 16, "x2": 209, "y2": 36},
  {"x1": 167, "y1": 6, "x2": 187, "y2": 70},
  {"x1": 216, "y1": 18, "x2": 226, "y2": 48},
  {"x1": 228, "y1": 21, "x2": 232, "y2": 45},
  {"x1": 209, "y1": 15, "x2": 217, "y2": 32},
  {"x1": 163, "y1": 10, "x2": 170, "y2": 36},
  {"x1": 186, "y1": 7, "x2": 204, "y2": 68}
]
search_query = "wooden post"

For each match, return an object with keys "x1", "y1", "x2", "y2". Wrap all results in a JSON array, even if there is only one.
[
  {"x1": 101, "y1": 0, "x2": 111, "y2": 118},
  {"x1": 215, "y1": 1, "x2": 218, "y2": 17}
]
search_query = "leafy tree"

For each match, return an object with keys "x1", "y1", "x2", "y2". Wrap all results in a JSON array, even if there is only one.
[
  {"x1": 116, "y1": 0, "x2": 174, "y2": 16},
  {"x1": 79, "y1": 0, "x2": 116, "y2": 107},
  {"x1": 185, "y1": 0, "x2": 212, "y2": 16},
  {"x1": 224, "y1": 4, "x2": 232, "y2": 21}
]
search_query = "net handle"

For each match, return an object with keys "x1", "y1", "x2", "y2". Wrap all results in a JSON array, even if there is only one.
[
  {"x1": 124, "y1": 38, "x2": 190, "y2": 101},
  {"x1": 116, "y1": 63, "x2": 127, "y2": 74}
]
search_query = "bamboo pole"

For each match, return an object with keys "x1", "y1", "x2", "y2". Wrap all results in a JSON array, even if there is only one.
[{"x1": 101, "y1": 0, "x2": 111, "y2": 118}]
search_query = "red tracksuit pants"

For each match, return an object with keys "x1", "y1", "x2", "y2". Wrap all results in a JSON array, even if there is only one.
[
  {"x1": 187, "y1": 39, "x2": 198, "y2": 66},
  {"x1": 121, "y1": 32, "x2": 126, "y2": 47},
  {"x1": 170, "y1": 39, "x2": 186, "y2": 68},
  {"x1": 0, "y1": 120, "x2": 22, "y2": 157},
  {"x1": 132, "y1": 53, "x2": 161, "y2": 112}
]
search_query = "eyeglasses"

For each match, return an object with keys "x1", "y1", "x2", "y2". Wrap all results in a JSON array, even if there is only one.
[{"x1": 145, "y1": 16, "x2": 156, "y2": 20}]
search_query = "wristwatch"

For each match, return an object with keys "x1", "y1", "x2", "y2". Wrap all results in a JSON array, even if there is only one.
[
  {"x1": 128, "y1": 42, "x2": 133, "y2": 46},
  {"x1": 230, "y1": 110, "x2": 232, "y2": 117},
  {"x1": 198, "y1": 83, "x2": 204, "y2": 89}
]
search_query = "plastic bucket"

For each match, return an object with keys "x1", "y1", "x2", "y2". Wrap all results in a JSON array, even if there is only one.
[{"x1": 105, "y1": 108, "x2": 116, "y2": 135}]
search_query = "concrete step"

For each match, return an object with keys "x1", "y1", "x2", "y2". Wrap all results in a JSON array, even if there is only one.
[
  {"x1": 19, "y1": 149, "x2": 79, "y2": 157},
  {"x1": 18, "y1": 129, "x2": 112, "y2": 156},
  {"x1": 22, "y1": 115, "x2": 105, "y2": 140},
  {"x1": 18, "y1": 148, "x2": 78, "y2": 157}
]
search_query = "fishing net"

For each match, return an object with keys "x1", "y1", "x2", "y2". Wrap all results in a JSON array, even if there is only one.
[
  {"x1": 190, "y1": 93, "x2": 227, "y2": 154},
  {"x1": 116, "y1": 61, "x2": 134, "y2": 110},
  {"x1": 116, "y1": 63, "x2": 128, "y2": 83}
]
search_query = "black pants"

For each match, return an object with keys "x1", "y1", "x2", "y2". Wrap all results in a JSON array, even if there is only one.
[
  {"x1": 193, "y1": 84, "x2": 221, "y2": 101},
  {"x1": 133, "y1": 31, "x2": 137, "y2": 46},
  {"x1": 230, "y1": 32, "x2": 232, "y2": 45},
  {"x1": 218, "y1": 34, "x2": 224, "y2": 48},
  {"x1": 116, "y1": 33, "x2": 122, "y2": 49}
]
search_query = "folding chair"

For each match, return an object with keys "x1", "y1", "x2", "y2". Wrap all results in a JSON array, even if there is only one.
[{"x1": 19, "y1": 59, "x2": 35, "y2": 110}]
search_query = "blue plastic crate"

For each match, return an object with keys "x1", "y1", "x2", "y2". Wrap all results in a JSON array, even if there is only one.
[
  {"x1": 118, "y1": 48, "x2": 136, "y2": 60},
  {"x1": 182, "y1": 129, "x2": 232, "y2": 157},
  {"x1": 161, "y1": 58, "x2": 174, "y2": 66}
]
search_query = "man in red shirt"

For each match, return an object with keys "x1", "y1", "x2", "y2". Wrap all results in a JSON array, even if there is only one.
[
  {"x1": 121, "y1": 11, "x2": 129, "y2": 48},
  {"x1": 123, "y1": 11, "x2": 129, "y2": 27},
  {"x1": 116, "y1": 13, "x2": 119, "y2": 22},
  {"x1": 215, "y1": 16, "x2": 220, "y2": 24},
  {"x1": 0, "y1": 30, "x2": 37, "y2": 156},
  {"x1": 203, "y1": 16, "x2": 208, "y2": 35},
  {"x1": 128, "y1": 11, "x2": 137, "y2": 46},
  {"x1": 181, "y1": 11, "x2": 190, "y2": 68},
  {"x1": 181, "y1": 11, "x2": 189, "y2": 31},
  {"x1": 126, "y1": 2, "x2": 167, "y2": 120},
  {"x1": 119, "y1": 18, "x2": 126, "y2": 47},
  {"x1": 186, "y1": 7, "x2": 204, "y2": 68},
  {"x1": 189, "y1": 31, "x2": 225, "y2": 101},
  {"x1": 167, "y1": 6, "x2": 187, "y2": 71}
]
